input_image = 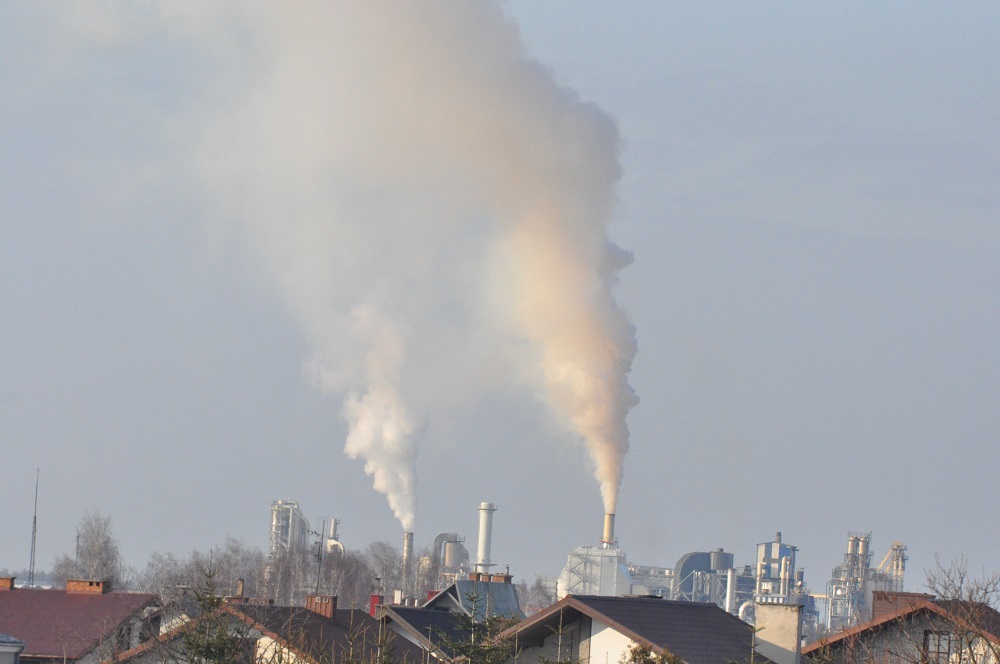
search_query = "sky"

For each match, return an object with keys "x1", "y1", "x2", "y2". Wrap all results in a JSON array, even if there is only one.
[{"x1": 1, "y1": 2, "x2": 998, "y2": 595}]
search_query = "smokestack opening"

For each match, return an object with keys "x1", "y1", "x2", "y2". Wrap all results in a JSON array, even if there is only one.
[{"x1": 601, "y1": 513, "x2": 616, "y2": 548}]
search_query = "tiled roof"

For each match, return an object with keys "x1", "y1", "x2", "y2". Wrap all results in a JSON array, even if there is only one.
[
  {"x1": 381, "y1": 605, "x2": 479, "y2": 658},
  {"x1": 804, "y1": 597, "x2": 1000, "y2": 656},
  {"x1": 229, "y1": 605, "x2": 426, "y2": 663},
  {"x1": 932, "y1": 600, "x2": 1000, "y2": 641},
  {"x1": 0, "y1": 587, "x2": 158, "y2": 660},
  {"x1": 506, "y1": 595, "x2": 760, "y2": 664},
  {"x1": 383, "y1": 606, "x2": 467, "y2": 646}
]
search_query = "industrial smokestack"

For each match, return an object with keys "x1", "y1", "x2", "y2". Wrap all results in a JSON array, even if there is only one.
[
  {"x1": 402, "y1": 531, "x2": 414, "y2": 592},
  {"x1": 475, "y1": 502, "x2": 497, "y2": 573},
  {"x1": 601, "y1": 513, "x2": 616, "y2": 548}
]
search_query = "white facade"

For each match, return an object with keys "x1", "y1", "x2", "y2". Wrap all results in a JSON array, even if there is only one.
[
  {"x1": 557, "y1": 546, "x2": 633, "y2": 598},
  {"x1": 269, "y1": 500, "x2": 310, "y2": 555}
]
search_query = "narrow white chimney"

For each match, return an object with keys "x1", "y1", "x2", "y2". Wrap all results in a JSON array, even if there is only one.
[
  {"x1": 725, "y1": 568, "x2": 736, "y2": 613},
  {"x1": 475, "y1": 502, "x2": 497, "y2": 573}
]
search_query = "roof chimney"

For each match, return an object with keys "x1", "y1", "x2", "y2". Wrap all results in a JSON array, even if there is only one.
[
  {"x1": 754, "y1": 602, "x2": 802, "y2": 664},
  {"x1": 66, "y1": 579, "x2": 111, "y2": 594},
  {"x1": 306, "y1": 595, "x2": 337, "y2": 619},
  {"x1": 0, "y1": 577, "x2": 15, "y2": 591},
  {"x1": 369, "y1": 594, "x2": 384, "y2": 617}
]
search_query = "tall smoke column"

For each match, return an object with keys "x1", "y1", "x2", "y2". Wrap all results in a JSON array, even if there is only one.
[{"x1": 171, "y1": 1, "x2": 637, "y2": 529}]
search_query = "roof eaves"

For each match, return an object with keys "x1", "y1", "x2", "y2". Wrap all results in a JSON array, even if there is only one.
[
  {"x1": 381, "y1": 607, "x2": 436, "y2": 650},
  {"x1": 802, "y1": 599, "x2": 941, "y2": 654},
  {"x1": 561, "y1": 597, "x2": 666, "y2": 655},
  {"x1": 222, "y1": 605, "x2": 323, "y2": 664}
]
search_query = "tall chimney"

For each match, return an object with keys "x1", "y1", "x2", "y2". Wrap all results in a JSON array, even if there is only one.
[
  {"x1": 402, "y1": 531, "x2": 414, "y2": 592},
  {"x1": 475, "y1": 502, "x2": 497, "y2": 573},
  {"x1": 601, "y1": 513, "x2": 616, "y2": 548}
]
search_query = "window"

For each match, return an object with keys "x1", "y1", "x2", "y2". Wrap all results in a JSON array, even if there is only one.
[{"x1": 924, "y1": 631, "x2": 955, "y2": 664}]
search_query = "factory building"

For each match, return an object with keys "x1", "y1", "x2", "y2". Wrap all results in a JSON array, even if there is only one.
[
  {"x1": 555, "y1": 520, "x2": 898, "y2": 634},
  {"x1": 557, "y1": 514, "x2": 633, "y2": 598},
  {"x1": 825, "y1": 532, "x2": 908, "y2": 630},
  {"x1": 268, "y1": 499, "x2": 311, "y2": 556}
]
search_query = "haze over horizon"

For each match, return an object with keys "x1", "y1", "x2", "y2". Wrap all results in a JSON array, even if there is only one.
[{"x1": 2, "y1": 1, "x2": 998, "y2": 591}]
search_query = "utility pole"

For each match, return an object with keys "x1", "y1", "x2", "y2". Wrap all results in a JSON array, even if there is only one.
[
  {"x1": 28, "y1": 469, "x2": 39, "y2": 587},
  {"x1": 310, "y1": 520, "x2": 325, "y2": 596}
]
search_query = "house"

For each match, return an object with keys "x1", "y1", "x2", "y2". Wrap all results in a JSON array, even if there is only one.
[
  {"x1": 0, "y1": 633, "x2": 25, "y2": 664},
  {"x1": 0, "y1": 577, "x2": 159, "y2": 664},
  {"x1": 421, "y1": 573, "x2": 525, "y2": 622},
  {"x1": 378, "y1": 572, "x2": 525, "y2": 662},
  {"x1": 501, "y1": 594, "x2": 765, "y2": 664},
  {"x1": 112, "y1": 594, "x2": 426, "y2": 664},
  {"x1": 803, "y1": 591, "x2": 1000, "y2": 664}
]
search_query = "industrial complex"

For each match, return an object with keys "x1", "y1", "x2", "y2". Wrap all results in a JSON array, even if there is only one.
[{"x1": 272, "y1": 499, "x2": 908, "y2": 633}]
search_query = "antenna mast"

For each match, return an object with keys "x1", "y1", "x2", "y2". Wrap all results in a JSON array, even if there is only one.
[{"x1": 28, "y1": 469, "x2": 39, "y2": 587}]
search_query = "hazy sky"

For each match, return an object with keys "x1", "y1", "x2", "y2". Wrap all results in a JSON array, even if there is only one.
[{"x1": 2, "y1": 2, "x2": 998, "y2": 595}]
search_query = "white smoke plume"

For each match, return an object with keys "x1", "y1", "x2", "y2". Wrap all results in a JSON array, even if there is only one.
[{"x1": 165, "y1": 1, "x2": 638, "y2": 525}]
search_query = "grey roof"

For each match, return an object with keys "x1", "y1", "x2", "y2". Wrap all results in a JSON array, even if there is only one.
[
  {"x1": 506, "y1": 595, "x2": 761, "y2": 664},
  {"x1": 0, "y1": 632, "x2": 25, "y2": 646},
  {"x1": 426, "y1": 580, "x2": 525, "y2": 621},
  {"x1": 230, "y1": 605, "x2": 425, "y2": 664},
  {"x1": 381, "y1": 606, "x2": 471, "y2": 658}
]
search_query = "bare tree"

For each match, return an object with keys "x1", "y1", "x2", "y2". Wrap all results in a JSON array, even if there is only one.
[
  {"x1": 809, "y1": 558, "x2": 1000, "y2": 664},
  {"x1": 52, "y1": 511, "x2": 130, "y2": 589},
  {"x1": 922, "y1": 557, "x2": 1000, "y2": 664},
  {"x1": 365, "y1": 541, "x2": 402, "y2": 596}
]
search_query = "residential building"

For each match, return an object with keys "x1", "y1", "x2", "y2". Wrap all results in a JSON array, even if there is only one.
[
  {"x1": 0, "y1": 577, "x2": 159, "y2": 664},
  {"x1": 502, "y1": 594, "x2": 765, "y2": 664},
  {"x1": 803, "y1": 591, "x2": 1000, "y2": 664},
  {"x1": 115, "y1": 594, "x2": 426, "y2": 664},
  {"x1": 379, "y1": 572, "x2": 525, "y2": 661},
  {"x1": 0, "y1": 633, "x2": 25, "y2": 664}
]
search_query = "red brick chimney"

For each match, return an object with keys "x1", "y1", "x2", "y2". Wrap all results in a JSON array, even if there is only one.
[
  {"x1": 369, "y1": 594, "x2": 384, "y2": 617},
  {"x1": 66, "y1": 579, "x2": 111, "y2": 594},
  {"x1": 0, "y1": 577, "x2": 15, "y2": 591},
  {"x1": 306, "y1": 595, "x2": 337, "y2": 619},
  {"x1": 872, "y1": 591, "x2": 935, "y2": 619}
]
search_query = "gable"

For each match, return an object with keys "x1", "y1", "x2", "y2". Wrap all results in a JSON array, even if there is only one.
[{"x1": 507, "y1": 596, "x2": 759, "y2": 664}]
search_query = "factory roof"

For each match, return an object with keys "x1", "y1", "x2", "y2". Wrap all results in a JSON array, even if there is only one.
[
  {"x1": 503, "y1": 595, "x2": 763, "y2": 664},
  {"x1": 0, "y1": 582, "x2": 159, "y2": 661}
]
